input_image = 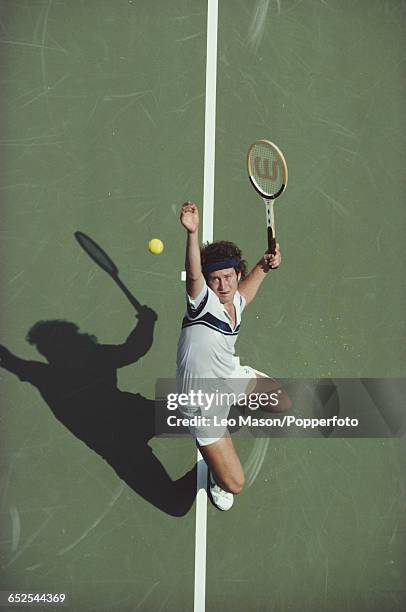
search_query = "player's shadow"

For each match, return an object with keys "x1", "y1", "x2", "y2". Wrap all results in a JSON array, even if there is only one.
[{"x1": 0, "y1": 310, "x2": 196, "y2": 517}]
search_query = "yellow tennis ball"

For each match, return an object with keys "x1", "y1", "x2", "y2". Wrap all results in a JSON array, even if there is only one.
[{"x1": 148, "y1": 238, "x2": 164, "y2": 255}]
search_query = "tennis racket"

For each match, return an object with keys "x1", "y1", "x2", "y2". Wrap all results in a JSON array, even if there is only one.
[
  {"x1": 247, "y1": 139, "x2": 288, "y2": 255},
  {"x1": 75, "y1": 231, "x2": 141, "y2": 311}
]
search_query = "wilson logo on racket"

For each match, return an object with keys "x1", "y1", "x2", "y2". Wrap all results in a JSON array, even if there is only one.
[{"x1": 254, "y1": 157, "x2": 279, "y2": 181}]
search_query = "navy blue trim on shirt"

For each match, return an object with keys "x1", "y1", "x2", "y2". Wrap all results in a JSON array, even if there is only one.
[
  {"x1": 186, "y1": 288, "x2": 209, "y2": 319},
  {"x1": 182, "y1": 312, "x2": 240, "y2": 336}
]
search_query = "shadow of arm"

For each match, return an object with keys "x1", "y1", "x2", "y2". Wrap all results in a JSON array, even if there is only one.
[
  {"x1": 101, "y1": 306, "x2": 158, "y2": 368},
  {"x1": 0, "y1": 345, "x2": 46, "y2": 384}
]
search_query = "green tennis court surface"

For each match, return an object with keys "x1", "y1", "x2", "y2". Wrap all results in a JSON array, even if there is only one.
[{"x1": 1, "y1": 1, "x2": 405, "y2": 610}]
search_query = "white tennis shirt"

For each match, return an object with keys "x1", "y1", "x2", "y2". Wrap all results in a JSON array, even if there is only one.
[{"x1": 176, "y1": 282, "x2": 247, "y2": 384}]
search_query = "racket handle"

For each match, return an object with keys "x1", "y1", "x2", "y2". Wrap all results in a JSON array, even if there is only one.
[
  {"x1": 267, "y1": 227, "x2": 276, "y2": 255},
  {"x1": 114, "y1": 276, "x2": 142, "y2": 311}
]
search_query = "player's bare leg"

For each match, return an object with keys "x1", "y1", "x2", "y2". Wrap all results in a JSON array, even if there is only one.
[
  {"x1": 250, "y1": 374, "x2": 291, "y2": 412},
  {"x1": 197, "y1": 430, "x2": 245, "y2": 495}
]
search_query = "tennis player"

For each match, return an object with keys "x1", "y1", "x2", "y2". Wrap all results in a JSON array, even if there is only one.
[{"x1": 176, "y1": 201, "x2": 288, "y2": 510}]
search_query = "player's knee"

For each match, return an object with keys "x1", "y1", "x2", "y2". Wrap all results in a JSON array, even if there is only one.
[
  {"x1": 272, "y1": 391, "x2": 292, "y2": 412},
  {"x1": 233, "y1": 474, "x2": 245, "y2": 494},
  {"x1": 273, "y1": 400, "x2": 290, "y2": 412},
  {"x1": 226, "y1": 472, "x2": 245, "y2": 495},
  {"x1": 232, "y1": 479, "x2": 244, "y2": 495}
]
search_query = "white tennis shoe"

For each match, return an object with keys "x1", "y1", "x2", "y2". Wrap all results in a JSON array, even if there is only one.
[{"x1": 209, "y1": 472, "x2": 234, "y2": 511}]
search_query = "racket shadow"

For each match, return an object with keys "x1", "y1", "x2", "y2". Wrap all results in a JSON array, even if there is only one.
[
  {"x1": 0, "y1": 320, "x2": 196, "y2": 517},
  {"x1": 74, "y1": 230, "x2": 142, "y2": 311}
]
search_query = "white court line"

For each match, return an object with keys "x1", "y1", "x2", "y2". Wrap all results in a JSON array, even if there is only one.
[
  {"x1": 194, "y1": 2, "x2": 218, "y2": 611},
  {"x1": 202, "y1": 0, "x2": 217, "y2": 246},
  {"x1": 194, "y1": 451, "x2": 208, "y2": 612}
]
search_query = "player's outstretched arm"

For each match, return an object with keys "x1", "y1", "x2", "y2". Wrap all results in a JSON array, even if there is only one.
[
  {"x1": 238, "y1": 244, "x2": 281, "y2": 305},
  {"x1": 101, "y1": 305, "x2": 158, "y2": 368},
  {"x1": 180, "y1": 201, "x2": 205, "y2": 299},
  {"x1": 0, "y1": 344, "x2": 46, "y2": 383}
]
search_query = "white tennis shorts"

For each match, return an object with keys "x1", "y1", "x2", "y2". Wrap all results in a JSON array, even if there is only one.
[{"x1": 183, "y1": 365, "x2": 269, "y2": 446}]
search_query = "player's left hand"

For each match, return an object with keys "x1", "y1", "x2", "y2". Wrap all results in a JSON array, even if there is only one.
[
  {"x1": 136, "y1": 305, "x2": 158, "y2": 321},
  {"x1": 262, "y1": 243, "x2": 281, "y2": 271}
]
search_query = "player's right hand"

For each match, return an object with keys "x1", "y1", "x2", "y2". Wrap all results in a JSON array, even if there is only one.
[{"x1": 180, "y1": 201, "x2": 199, "y2": 234}]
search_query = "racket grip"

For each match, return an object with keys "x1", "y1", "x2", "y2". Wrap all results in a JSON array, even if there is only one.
[{"x1": 267, "y1": 227, "x2": 276, "y2": 255}]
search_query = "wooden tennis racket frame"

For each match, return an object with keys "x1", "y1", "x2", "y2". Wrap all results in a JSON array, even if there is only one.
[{"x1": 247, "y1": 139, "x2": 288, "y2": 255}]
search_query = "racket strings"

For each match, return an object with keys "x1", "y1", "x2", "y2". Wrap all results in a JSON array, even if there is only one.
[{"x1": 248, "y1": 142, "x2": 286, "y2": 197}]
